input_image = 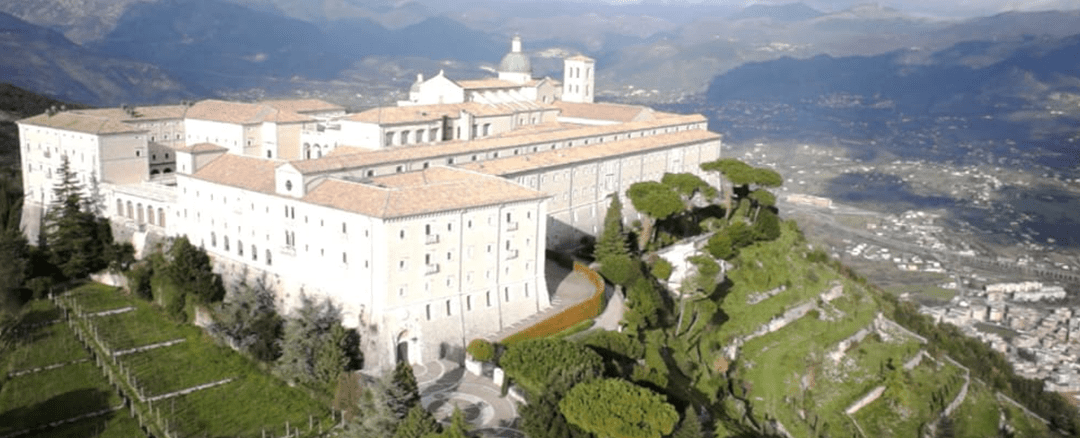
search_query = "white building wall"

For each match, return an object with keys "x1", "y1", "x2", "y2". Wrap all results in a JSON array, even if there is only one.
[{"x1": 185, "y1": 119, "x2": 245, "y2": 154}]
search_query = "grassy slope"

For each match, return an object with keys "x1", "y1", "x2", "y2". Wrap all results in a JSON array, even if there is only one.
[{"x1": 66, "y1": 282, "x2": 332, "y2": 438}]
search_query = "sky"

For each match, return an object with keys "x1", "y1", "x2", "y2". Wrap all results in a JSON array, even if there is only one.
[{"x1": 599, "y1": 0, "x2": 1080, "y2": 17}]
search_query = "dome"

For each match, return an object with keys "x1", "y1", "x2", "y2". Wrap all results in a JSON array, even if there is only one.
[{"x1": 498, "y1": 52, "x2": 532, "y2": 74}]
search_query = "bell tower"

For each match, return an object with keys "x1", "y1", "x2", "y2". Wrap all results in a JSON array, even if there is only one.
[{"x1": 562, "y1": 55, "x2": 595, "y2": 103}]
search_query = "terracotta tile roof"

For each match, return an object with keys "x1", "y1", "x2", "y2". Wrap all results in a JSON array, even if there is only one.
[
  {"x1": 73, "y1": 105, "x2": 190, "y2": 121},
  {"x1": 291, "y1": 114, "x2": 706, "y2": 175},
  {"x1": 186, "y1": 99, "x2": 314, "y2": 125},
  {"x1": 173, "y1": 142, "x2": 229, "y2": 154},
  {"x1": 457, "y1": 79, "x2": 522, "y2": 90},
  {"x1": 303, "y1": 166, "x2": 546, "y2": 219},
  {"x1": 459, "y1": 130, "x2": 721, "y2": 176},
  {"x1": 554, "y1": 101, "x2": 655, "y2": 123},
  {"x1": 19, "y1": 111, "x2": 144, "y2": 135},
  {"x1": 189, "y1": 153, "x2": 280, "y2": 193},
  {"x1": 344, "y1": 101, "x2": 555, "y2": 125},
  {"x1": 260, "y1": 99, "x2": 344, "y2": 114}
]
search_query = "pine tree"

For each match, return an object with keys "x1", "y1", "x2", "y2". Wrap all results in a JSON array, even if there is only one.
[
  {"x1": 672, "y1": 406, "x2": 704, "y2": 438},
  {"x1": 392, "y1": 404, "x2": 441, "y2": 438},
  {"x1": 594, "y1": 194, "x2": 629, "y2": 261},
  {"x1": 344, "y1": 380, "x2": 400, "y2": 437},
  {"x1": 44, "y1": 156, "x2": 100, "y2": 279},
  {"x1": 387, "y1": 361, "x2": 421, "y2": 419}
]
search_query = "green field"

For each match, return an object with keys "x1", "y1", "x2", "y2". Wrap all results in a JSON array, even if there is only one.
[
  {"x1": 951, "y1": 380, "x2": 1003, "y2": 438},
  {"x1": 854, "y1": 358, "x2": 966, "y2": 438},
  {"x1": 0, "y1": 350, "x2": 121, "y2": 436},
  {"x1": 63, "y1": 282, "x2": 333, "y2": 438}
]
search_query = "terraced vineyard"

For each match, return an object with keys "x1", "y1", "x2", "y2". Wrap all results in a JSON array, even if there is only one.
[
  {"x1": 0, "y1": 300, "x2": 144, "y2": 438},
  {"x1": 1, "y1": 283, "x2": 334, "y2": 438},
  {"x1": 60, "y1": 283, "x2": 334, "y2": 438}
]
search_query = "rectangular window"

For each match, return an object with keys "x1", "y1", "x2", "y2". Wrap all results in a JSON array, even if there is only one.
[
  {"x1": 426, "y1": 304, "x2": 431, "y2": 321},
  {"x1": 446, "y1": 300, "x2": 452, "y2": 316}
]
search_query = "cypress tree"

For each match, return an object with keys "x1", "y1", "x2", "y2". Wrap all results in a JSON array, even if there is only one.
[
  {"x1": 387, "y1": 361, "x2": 421, "y2": 419},
  {"x1": 594, "y1": 194, "x2": 629, "y2": 261},
  {"x1": 392, "y1": 404, "x2": 441, "y2": 438}
]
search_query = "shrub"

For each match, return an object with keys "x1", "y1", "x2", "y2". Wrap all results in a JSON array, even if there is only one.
[
  {"x1": 125, "y1": 261, "x2": 153, "y2": 300},
  {"x1": 651, "y1": 258, "x2": 673, "y2": 281},
  {"x1": 501, "y1": 338, "x2": 604, "y2": 396},
  {"x1": 467, "y1": 339, "x2": 495, "y2": 362},
  {"x1": 600, "y1": 254, "x2": 639, "y2": 287}
]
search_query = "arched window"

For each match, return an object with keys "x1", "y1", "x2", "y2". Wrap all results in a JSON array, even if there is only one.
[
  {"x1": 163, "y1": 168, "x2": 172, "y2": 174},
  {"x1": 126, "y1": 201, "x2": 133, "y2": 219},
  {"x1": 116, "y1": 199, "x2": 123, "y2": 216},
  {"x1": 224, "y1": 236, "x2": 230, "y2": 251},
  {"x1": 147, "y1": 205, "x2": 155, "y2": 225},
  {"x1": 158, "y1": 208, "x2": 165, "y2": 227},
  {"x1": 151, "y1": 169, "x2": 161, "y2": 176},
  {"x1": 136, "y1": 203, "x2": 144, "y2": 223}
]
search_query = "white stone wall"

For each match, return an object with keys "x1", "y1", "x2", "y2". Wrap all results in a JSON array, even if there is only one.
[{"x1": 184, "y1": 119, "x2": 245, "y2": 153}]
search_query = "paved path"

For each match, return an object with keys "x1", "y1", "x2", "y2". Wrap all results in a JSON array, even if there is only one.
[
  {"x1": 489, "y1": 259, "x2": 598, "y2": 341},
  {"x1": 414, "y1": 360, "x2": 524, "y2": 438}
]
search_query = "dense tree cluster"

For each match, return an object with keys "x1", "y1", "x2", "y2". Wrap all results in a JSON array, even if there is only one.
[
  {"x1": 559, "y1": 378, "x2": 679, "y2": 438},
  {"x1": 501, "y1": 338, "x2": 604, "y2": 396},
  {"x1": 276, "y1": 294, "x2": 361, "y2": 391}
]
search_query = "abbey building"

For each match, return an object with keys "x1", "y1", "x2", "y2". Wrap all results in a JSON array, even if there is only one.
[{"x1": 17, "y1": 37, "x2": 722, "y2": 371}]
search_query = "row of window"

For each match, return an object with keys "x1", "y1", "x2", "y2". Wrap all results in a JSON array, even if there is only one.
[
  {"x1": 421, "y1": 285, "x2": 532, "y2": 321},
  {"x1": 210, "y1": 232, "x2": 272, "y2": 266},
  {"x1": 115, "y1": 199, "x2": 166, "y2": 227}
]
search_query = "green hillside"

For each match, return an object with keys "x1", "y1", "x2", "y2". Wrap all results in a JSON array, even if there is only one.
[{"x1": 496, "y1": 163, "x2": 1078, "y2": 438}]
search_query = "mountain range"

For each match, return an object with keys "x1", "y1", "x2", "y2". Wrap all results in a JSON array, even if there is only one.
[{"x1": 0, "y1": 0, "x2": 1079, "y2": 109}]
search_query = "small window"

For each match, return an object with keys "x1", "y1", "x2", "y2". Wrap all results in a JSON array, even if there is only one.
[{"x1": 285, "y1": 180, "x2": 293, "y2": 191}]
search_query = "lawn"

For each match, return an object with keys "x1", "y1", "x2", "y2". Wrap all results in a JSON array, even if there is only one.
[
  {"x1": 714, "y1": 225, "x2": 843, "y2": 342},
  {"x1": 4, "y1": 321, "x2": 89, "y2": 372},
  {"x1": 59, "y1": 282, "x2": 333, "y2": 438},
  {"x1": 951, "y1": 381, "x2": 1001, "y2": 438},
  {"x1": 120, "y1": 332, "x2": 240, "y2": 397},
  {"x1": 163, "y1": 372, "x2": 334, "y2": 438},
  {"x1": 24, "y1": 411, "x2": 145, "y2": 438},
  {"x1": 69, "y1": 282, "x2": 138, "y2": 313},
  {"x1": 0, "y1": 362, "x2": 121, "y2": 436},
  {"x1": 854, "y1": 358, "x2": 966, "y2": 438},
  {"x1": 733, "y1": 285, "x2": 883, "y2": 437},
  {"x1": 91, "y1": 304, "x2": 191, "y2": 351}
]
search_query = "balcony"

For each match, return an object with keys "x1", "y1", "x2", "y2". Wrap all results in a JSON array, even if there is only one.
[
  {"x1": 506, "y1": 221, "x2": 519, "y2": 232},
  {"x1": 280, "y1": 246, "x2": 296, "y2": 256},
  {"x1": 505, "y1": 249, "x2": 519, "y2": 260},
  {"x1": 425, "y1": 234, "x2": 440, "y2": 245},
  {"x1": 425, "y1": 264, "x2": 440, "y2": 275}
]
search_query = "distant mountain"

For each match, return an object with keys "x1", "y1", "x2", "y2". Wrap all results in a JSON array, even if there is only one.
[
  {"x1": 0, "y1": 12, "x2": 191, "y2": 107},
  {"x1": 0, "y1": 83, "x2": 87, "y2": 168},
  {"x1": 325, "y1": 15, "x2": 504, "y2": 62},
  {"x1": 90, "y1": 0, "x2": 350, "y2": 90},
  {"x1": 729, "y1": 2, "x2": 824, "y2": 22},
  {"x1": 0, "y1": 0, "x2": 142, "y2": 44},
  {"x1": 704, "y1": 33, "x2": 1080, "y2": 115}
]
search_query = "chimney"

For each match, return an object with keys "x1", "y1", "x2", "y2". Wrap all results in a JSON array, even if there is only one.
[{"x1": 417, "y1": 73, "x2": 424, "y2": 83}]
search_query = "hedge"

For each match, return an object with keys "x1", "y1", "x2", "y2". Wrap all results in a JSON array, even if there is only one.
[{"x1": 501, "y1": 262, "x2": 604, "y2": 345}]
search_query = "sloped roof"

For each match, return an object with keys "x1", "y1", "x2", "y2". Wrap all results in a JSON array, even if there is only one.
[
  {"x1": 173, "y1": 142, "x2": 229, "y2": 154},
  {"x1": 260, "y1": 99, "x2": 344, "y2": 114},
  {"x1": 186, "y1": 100, "x2": 314, "y2": 125},
  {"x1": 554, "y1": 101, "x2": 655, "y2": 123},
  {"x1": 74, "y1": 105, "x2": 190, "y2": 122},
  {"x1": 188, "y1": 153, "x2": 280, "y2": 193},
  {"x1": 344, "y1": 101, "x2": 555, "y2": 125},
  {"x1": 303, "y1": 166, "x2": 545, "y2": 219},
  {"x1": 19, "y1": 111, "x2": 144, "y2": 135},
  {"x1": 290, "y1": 114, "x2": 707, "y2": 176},
  {"x1": 460, "y1": 130, "x2": 720, "y2": 176},
  {"x1": 458, "y1": 79, "x2": 521, "y2": 90}
]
